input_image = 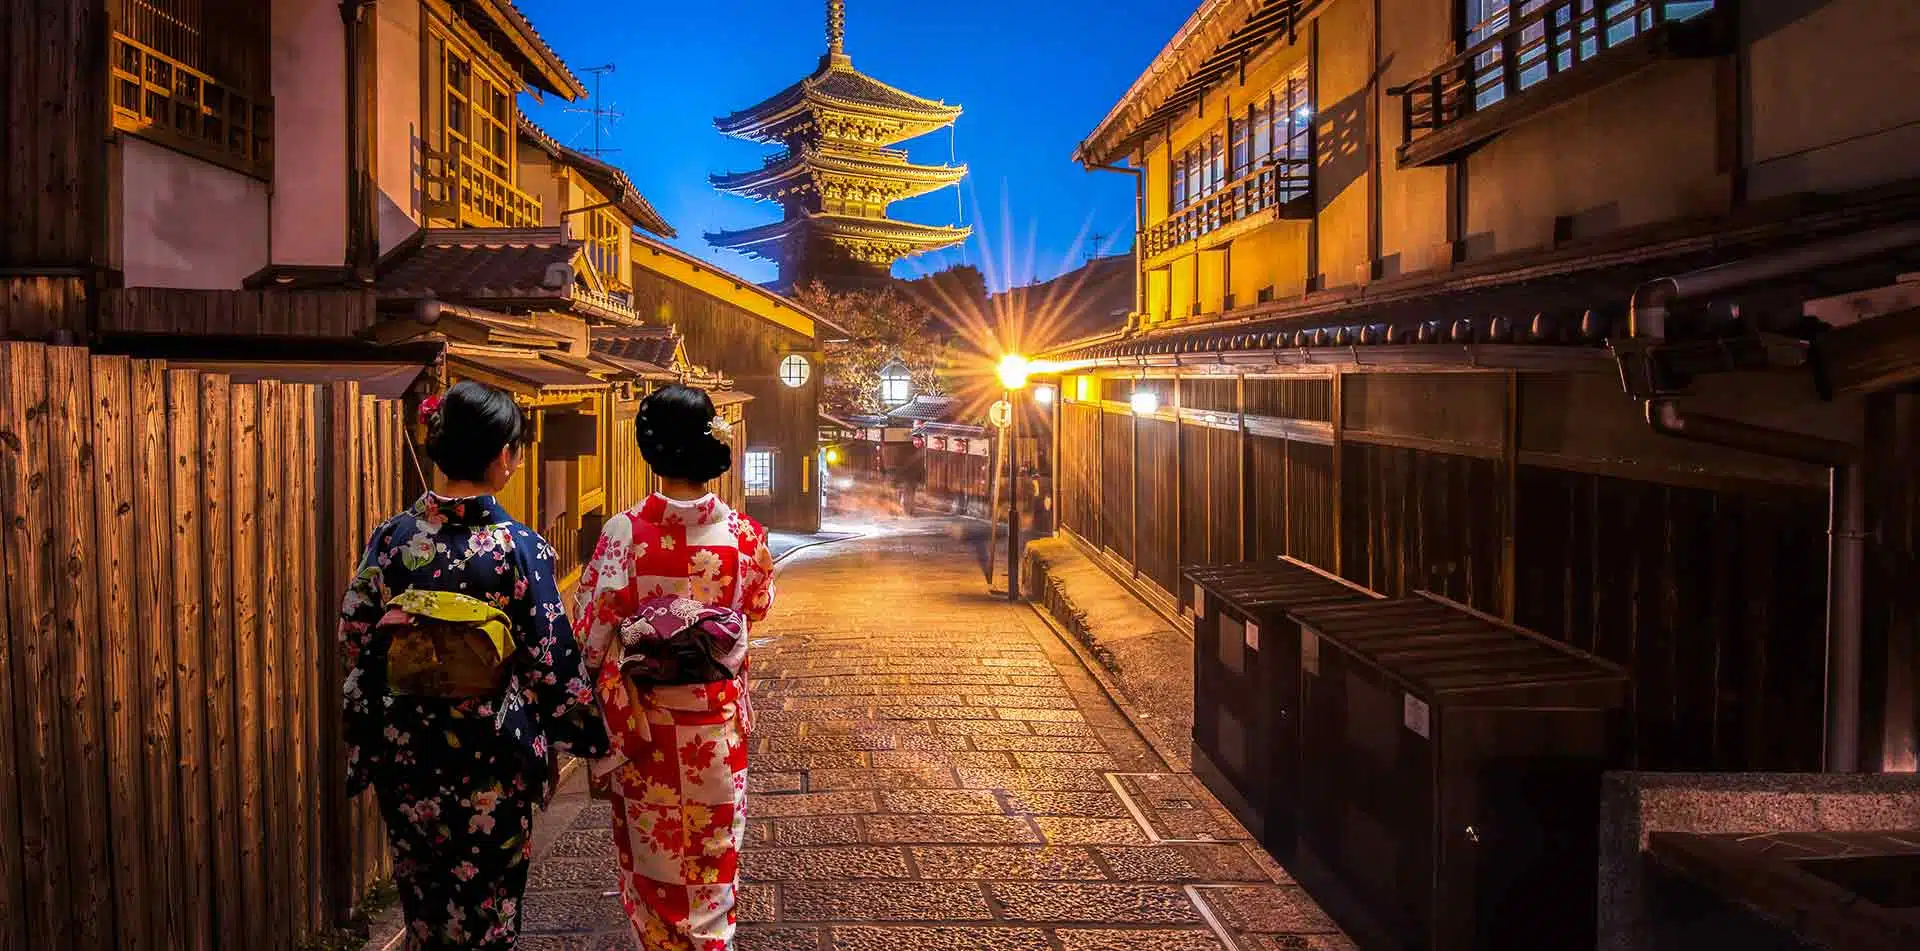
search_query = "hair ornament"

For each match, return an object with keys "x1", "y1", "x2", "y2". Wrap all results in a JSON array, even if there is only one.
[
  {"x1": 707, "y1": 417, "x2": 734, "y2": 442},
  {"x1": 418, "y1": 394, "x2": 444, "y2": 427}
]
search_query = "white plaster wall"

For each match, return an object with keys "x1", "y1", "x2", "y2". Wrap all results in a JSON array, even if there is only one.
[
  {"x1": 119, "y1": 137, "x2": 271, "y2": 288},
  {"x1": 270, "y1": 0, "x2": 348, "y2": 266},
  {"x1": 376, "y1": 0, "x2": 424, "y2": 252}
]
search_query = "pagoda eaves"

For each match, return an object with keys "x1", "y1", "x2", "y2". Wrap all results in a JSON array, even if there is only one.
[
  {"x1": 715, "y1": 59, "x2": 962, "y2": 148},
  {"x1": 710, "y1": 145, "x2": 968, "y2": 207},
  {"x1": 706, "y1": 213, "x2": 971, "y2": 265}
]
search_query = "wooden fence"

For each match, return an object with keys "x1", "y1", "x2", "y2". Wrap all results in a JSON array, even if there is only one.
[
  {"x1": 1057, "y1": 369, "x2": 1855, "y2": 774},
  {"x1": 0, "y1": 341, "x2": 403, "y2": 951}
]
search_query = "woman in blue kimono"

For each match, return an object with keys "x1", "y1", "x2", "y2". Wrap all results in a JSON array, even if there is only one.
[{"x1": 338, "y1": 381, "x2": 608, "y2": 950}]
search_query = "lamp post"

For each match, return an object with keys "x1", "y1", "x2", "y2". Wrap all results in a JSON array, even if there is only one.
[{"x1": 998, "y1": 354, "x2": 1032, "y2": 602}]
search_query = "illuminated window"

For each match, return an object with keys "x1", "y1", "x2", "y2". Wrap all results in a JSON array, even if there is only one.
[
  {"x1": 779, "y1": 354, "x2": 811, "y2": 388},
  {"x1": 744, "y1": 451, "x2": 775, "y2": 498}
]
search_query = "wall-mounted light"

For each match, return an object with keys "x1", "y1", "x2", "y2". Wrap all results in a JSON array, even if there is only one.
[
  {"x1": 1130, "y1": 390, "x2": 1160, "y2": 415},
  {"x1": 1032, "y1": 383, "x2": 1056, "y2": 406}
]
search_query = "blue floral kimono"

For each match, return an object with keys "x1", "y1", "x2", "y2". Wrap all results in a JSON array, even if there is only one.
[{"x1": 339, "y1": 493, "x2": 608, "y2": 950}]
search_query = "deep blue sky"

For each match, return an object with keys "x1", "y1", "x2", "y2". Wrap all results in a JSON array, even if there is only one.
[{"x1": 517, "y1": 0, "x2": 1192, "y2": 292}]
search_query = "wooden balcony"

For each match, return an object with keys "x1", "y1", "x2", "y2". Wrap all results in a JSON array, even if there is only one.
[
  {"x1": 425, "y1": 145, "x2": 544, "y2": 229},
  {"x1": 1391, "y1": 0, "x2": 1722, "y2": 168},
  {"x1": 110, "y1": 32, "x2": 272, "y2": 178},
  {"x1": 1143, "y1": 160, "x2": 1312, "y2": 259}
]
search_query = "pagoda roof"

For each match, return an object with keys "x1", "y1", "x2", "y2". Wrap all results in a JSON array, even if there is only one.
[
  {"x1": 705, "y1": 213, "x2": 971, "y2": 263},
  {"x1": 715, "y1": 57, "x2": 962, "y2": 146},
  {"x1": 710, "y1": 145, "x2": 968, "y2": 203}
]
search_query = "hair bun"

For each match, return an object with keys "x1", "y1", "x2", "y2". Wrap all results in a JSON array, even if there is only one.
[{"x1": 634, "y1": 384, "x2": 732, "y2": 484}]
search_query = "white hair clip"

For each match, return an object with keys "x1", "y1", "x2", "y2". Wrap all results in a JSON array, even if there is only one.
[{"x1": 707, "y1": 417, "x2": 734, "y2": 442}]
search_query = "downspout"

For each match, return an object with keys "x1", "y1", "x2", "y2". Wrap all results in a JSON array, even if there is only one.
[
  {"x1": 1644, "y1": 397, "x2": 1864, "y2": 772},
  {"x1": 342, "y1": 0, "x2": 378, "y2": 283},
  {"x1": 1090, "y1": 161, "x2": 1146, "y2": 321}
]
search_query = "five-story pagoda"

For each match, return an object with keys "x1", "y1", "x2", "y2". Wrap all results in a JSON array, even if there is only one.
[{"x1": 708, "y1": 0, "x2": 970, "y2": 292}]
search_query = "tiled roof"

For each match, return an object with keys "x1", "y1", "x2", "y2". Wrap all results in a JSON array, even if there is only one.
[
  {"x1": 590, "y1": 325, "x2": 682, "y2": 370},
  {"x1": 716, "y1": 61, "x2": 961, "y2": 142},
  {"x1": 884, "y1": 395, "x2": 959, "y2": 423},
  {"x1": 378, "y1": 228, "x2": 580, "y2": 303}
]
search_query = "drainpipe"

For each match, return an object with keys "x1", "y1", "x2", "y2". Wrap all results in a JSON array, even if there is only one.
[
  {"x1": 342, "y1": 0, "x2": 378, "y2": 283},
  {"x1": 1625, "y1": 227, "x2": 1885, "y2": 770},
  {"x1": 1643, "y1": 397, "x2": 1865, "y2": 773},
  {"x1": 1630, "y1": 219, "x2": 1920, "y2": 341},
  {"x1": 1090, "y1": 161, "x2": 1146, "y2": 320}
]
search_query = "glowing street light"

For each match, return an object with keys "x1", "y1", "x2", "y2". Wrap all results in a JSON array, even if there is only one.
[
  {"x1": 997, "y1": 353, "x2": 1033, "y2": 391},
  {"x1": 1032, "y1": 383, "x2": 1056, "y2": 406},
  {"x1": 1130, "y1": 390, "x2": 1161, "y2": 415}
]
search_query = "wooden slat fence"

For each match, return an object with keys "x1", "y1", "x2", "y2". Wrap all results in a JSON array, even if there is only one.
[
  {"x1": 0, "y1": 342, "x2": 403, "y2": 951},
  {"x1": 99, "y1": 288, "x2": 380, "y2": 339},
  {"x1": 1056, "y1": 368, "x2": 1842, "y2": 774}
]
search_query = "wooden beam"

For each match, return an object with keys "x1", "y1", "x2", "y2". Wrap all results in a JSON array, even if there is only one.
[{"x1": 1814, "y1": 307, "x2": 1920, "y2": 398}]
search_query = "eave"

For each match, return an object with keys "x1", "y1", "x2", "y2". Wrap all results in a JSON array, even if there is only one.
[
  {"x1": 705, "y1": 213, "x2": 971, "y2": 262},
  {"x1": 711, "y1": 148, "x2": 968, "y2": 203},
  {"x1": 517, "y1": 117, "x2": 676, "y2": 237},
  {"x1": 451, "y1": 0, "x2": 587, "y2": 100},
  {"x1": 1077, "y1": 0, "x2": 1313, "y2": 167},
  {"x1": 715, "y1": 60, "x2": 962, "y2": 146}
]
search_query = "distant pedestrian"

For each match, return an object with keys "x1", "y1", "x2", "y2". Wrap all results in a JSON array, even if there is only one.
[
  {"x1": 572, "y1": 384, "x2": 776, "y2": 950},
  {"x1": 896, "y1": 447, "x2": 927, "y2": 516},
  {"x1": 337, "y1": 380, "x2": 608, "y2": 950}
]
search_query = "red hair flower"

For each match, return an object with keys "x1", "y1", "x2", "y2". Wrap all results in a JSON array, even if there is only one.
[{"x1": 418, "y1": 394, "x2": 444, "y2": 426}]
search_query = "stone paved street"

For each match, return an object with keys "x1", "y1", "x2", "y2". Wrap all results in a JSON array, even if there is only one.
[{"x1": 517, "y1": 524, "x2": 1354, "y2": 950}]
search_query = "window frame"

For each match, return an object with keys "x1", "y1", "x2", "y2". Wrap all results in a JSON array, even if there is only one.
[
  {"x1": 744, "y1": 450, "x2": 776, "y2": 499},
  {"x1": 779, "y1": 354, "x2": 812, "y2": 388}
]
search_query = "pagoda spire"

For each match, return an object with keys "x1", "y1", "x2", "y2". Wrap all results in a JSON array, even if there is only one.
[{"x1": 825, "y1": 0, "x2": 850, "y2": 66}]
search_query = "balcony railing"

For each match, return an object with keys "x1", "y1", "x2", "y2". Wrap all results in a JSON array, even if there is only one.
[
  {"x1": 575, "y1": 285, "x2": 637, "y2": 322},
  {"x1": 110, "y1": 33, "x2": 272, "y2": 178},
  {"x1": 1144, "y1": 160, "x2": 1311, "y2": 258},
  {"x1": 425, "y1": 144, "x2": 544, "y2": 229},
  {"x1": 1393, "y1": 0, "x2": 1717, "y2": 164}
]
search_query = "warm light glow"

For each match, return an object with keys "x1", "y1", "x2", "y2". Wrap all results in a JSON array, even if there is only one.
[
  {"x1": 825, "y1": 447, "x2": 842, "y2": 465},
  {"x1": 997, "y1": 354, "x2": 1032, "y2": 390},
  {"x1": 1130, "y1": 391, "x2": 1160, "y2": 415},
  {"x1": 1032, "y1": 384, "x2": 1056, "y2": 406}
]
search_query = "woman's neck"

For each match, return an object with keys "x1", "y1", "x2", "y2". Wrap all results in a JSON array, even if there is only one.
[
  {"x1": 658, "y1": 479, "x2": 709, "y2": 501},
  {"x1": 439, "y1": 481, "x2": 493, "y2": 499}
]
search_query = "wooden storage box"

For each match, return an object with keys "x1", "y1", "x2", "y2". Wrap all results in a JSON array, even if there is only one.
[
  {"x1": 1290, "y1": 593, "x2": 1629, "y2": 951},
  {"x1": 1183, "y1": 558, "x2": 1378, "y2": 851}
]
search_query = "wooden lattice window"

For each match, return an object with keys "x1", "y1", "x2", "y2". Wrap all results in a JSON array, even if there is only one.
[
  {"x1": 110, "y1": 0, "x2": 272, "y2": 177},
  {"x1": 587, "y1": 209, "x2": 623, "y2": 284},
  {"x1": 428, "y1": 23, "x2": 541, "y2": 228}
]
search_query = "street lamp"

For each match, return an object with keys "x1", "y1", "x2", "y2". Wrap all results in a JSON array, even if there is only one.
[
  {"x1": 997, "y1": 353, "x2": 1032, "y2": 603},
  {"x1": 1031, "y1": 383, "x2": 1056, "y2": 406}
]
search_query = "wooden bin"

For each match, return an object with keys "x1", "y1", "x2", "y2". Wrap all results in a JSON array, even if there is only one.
[
  {"x1": 1183, "y1": 558, "x2": 1379, "y2": 852},
  {"x1": 1290, "y1": 593, "x2": 1629, "y2": 951}
]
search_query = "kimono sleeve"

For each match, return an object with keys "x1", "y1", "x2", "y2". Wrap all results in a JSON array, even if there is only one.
[
  {"x1": 511, "y1": 531, "x2": 610, "y2": 760},
  {"x1": 739, "y1": 517, "x2": 776, "y2": 624},
  {"x1": 572, "y1": 513, "x2": 639, "y2": 674},
  {"x1": 337, "y1": 524, "x2": 394, "y2": 797}
]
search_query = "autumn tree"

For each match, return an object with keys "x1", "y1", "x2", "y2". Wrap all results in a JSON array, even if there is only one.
[{"x1": 792, "y1": 280, "x2": 958, "y2": 416}]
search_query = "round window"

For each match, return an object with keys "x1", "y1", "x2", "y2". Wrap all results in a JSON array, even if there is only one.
[{"x1": 779, "y1": 354, "x2": 811, "y2": 388}]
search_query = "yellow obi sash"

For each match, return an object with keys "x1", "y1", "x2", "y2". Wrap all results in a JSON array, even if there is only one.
[{"x1": 381, "y1": 589, "x2": 517, "y2": 699}]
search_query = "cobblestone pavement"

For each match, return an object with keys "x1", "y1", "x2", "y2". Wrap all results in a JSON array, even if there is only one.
[{"x1": 518, "y1": 526, "x2": 1353, "y2": 951}]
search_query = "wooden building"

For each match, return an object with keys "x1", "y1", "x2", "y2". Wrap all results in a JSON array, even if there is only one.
[
  {"x1": 1056, "y1": 0, "x2": 1920, "y2": 779},
  {"x1": 707, "y1": 0, "x2": 970, "y2": 292},
  {"x1": 629, "y1": 229, "x2": 835, "y2": 533}
]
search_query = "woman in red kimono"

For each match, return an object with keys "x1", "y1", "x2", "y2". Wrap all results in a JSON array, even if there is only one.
[{"x1": 573, "y1": 384, "x2": 775, "y2": 951}]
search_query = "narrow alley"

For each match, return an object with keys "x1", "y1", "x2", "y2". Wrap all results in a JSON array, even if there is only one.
[{"x1": 513, "y1": 523, "x2": 1353, "y2": 950}]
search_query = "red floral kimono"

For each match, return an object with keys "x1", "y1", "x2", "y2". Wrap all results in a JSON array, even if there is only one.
[{"x1": 573, "y1": 493, "x2": 774, "y2": 950}]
